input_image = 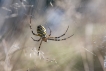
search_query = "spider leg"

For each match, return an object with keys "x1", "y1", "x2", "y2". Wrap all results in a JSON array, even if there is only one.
[
  {"x1": 48, "y1": 27, "x2": 51, "y2": 36},
  {"x1": 50, "y1": 26, "x2": 69, "y2": 38},
  {"x1": 29, "y1": 16, "x2": 38, "y2": 36},
  {"x1": 31, "y1": 37, "x2": 41, "y2": 41},
  {"x1": 48, "y1": 34, "x2": 74, "y2": 41},
  {"x1": 38, "y1": 40, "x2": 43, "y2": 55}
]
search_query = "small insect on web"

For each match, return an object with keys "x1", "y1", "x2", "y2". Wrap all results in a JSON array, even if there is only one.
[{"x1": 29, "y1": 17, "x2": 74, "y2": 55}]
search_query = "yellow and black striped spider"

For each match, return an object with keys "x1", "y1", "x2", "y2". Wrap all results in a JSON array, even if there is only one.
[{"x1": 29, "y1": 19, "x2": 74, "y2": 55}]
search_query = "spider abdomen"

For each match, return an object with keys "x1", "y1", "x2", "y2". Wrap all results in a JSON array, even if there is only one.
[{"x1": 37, "y1": 25, "x2": 46, "y2": 37}]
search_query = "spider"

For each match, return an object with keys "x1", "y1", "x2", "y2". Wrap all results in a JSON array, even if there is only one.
[{"x1": 29, "y1": 19, "x2": 74, "y2": 55}]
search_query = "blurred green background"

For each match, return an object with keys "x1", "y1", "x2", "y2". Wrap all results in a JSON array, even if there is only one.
[{"x1": 0, "y1": 0, "x2": 106, "y2": 71}]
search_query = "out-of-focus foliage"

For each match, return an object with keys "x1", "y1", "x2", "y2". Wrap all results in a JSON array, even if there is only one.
[{"x1": 0, "y1": 0, "x2": 106, "y2": 71}]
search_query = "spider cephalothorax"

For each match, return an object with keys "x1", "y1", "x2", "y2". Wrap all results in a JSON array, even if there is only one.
[{"x1": 29, "y1": 19, "x2": 74, "y2": 55}]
